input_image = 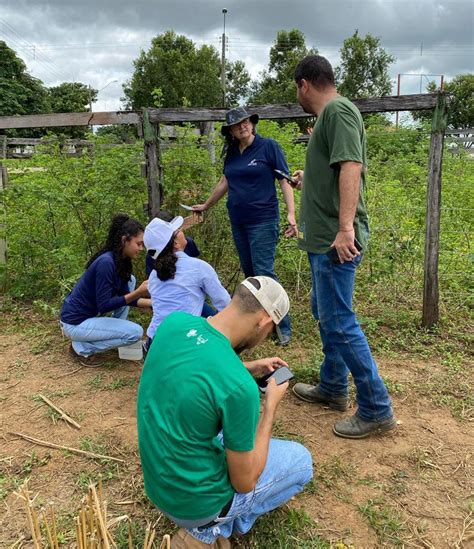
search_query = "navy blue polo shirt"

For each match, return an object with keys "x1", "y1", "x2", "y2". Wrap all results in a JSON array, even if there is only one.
[
  {"x1": 61, "y1": 251, "x2": 136, "y2": 325},
  {"x1": 224, "y1": 134, "x2": 290, "y2": 225}
]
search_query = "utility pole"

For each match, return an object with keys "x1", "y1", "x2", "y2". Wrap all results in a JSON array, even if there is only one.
[{"x1": 221, "y1": 8, "x2": 227, "y2": 107}]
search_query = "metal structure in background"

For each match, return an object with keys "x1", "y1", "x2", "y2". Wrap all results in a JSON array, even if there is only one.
[{"x1": 0, "y1": 92, "x2": 450, "y2": 326}]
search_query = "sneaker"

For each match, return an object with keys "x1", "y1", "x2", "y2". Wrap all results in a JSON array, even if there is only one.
[
  {"x1": 171, "y1": 528, "x2": 231, "y2": 548},
  {"x1": 333, "y1": 413, "x2": 397, "y2": 439},
  {"x1": 68, "y1": 343, "x2": 104, "y2": 368},
  {"x1": 292, "y1": 383, "x2": 349, "y2": 411}
]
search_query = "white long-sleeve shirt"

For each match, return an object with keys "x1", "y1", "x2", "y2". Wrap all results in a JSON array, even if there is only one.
[{"x1": 147, "y1": 251, "x2": 231, "y2": 339}]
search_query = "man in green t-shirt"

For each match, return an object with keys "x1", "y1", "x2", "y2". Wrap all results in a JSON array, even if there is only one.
[
  {"x1": 137, "y1": 276, "x2": 312, "y2": 547},
  {"x1": 291, "y1": 55, "x2": 396, "y2": 439}
]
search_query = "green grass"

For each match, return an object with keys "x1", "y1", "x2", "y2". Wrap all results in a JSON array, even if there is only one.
[
  {"x1": 358, "y1": 498, "x2": 406, "y2": 546},
  {"x1": 236, "y1": 507, "x2": 332, "y2": 548}
]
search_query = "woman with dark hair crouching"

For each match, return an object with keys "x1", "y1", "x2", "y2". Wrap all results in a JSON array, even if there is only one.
[
  {"x1": 143, "y1": 215, "x2": 230, "y2": 353},
  {"x1": 60, "y1": 214, "x2": 151, "y2": 367}
]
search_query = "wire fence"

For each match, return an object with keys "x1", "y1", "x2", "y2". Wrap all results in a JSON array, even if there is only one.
[{"x1": 1, "y1": 124, "x2": 472, "y2": 327}]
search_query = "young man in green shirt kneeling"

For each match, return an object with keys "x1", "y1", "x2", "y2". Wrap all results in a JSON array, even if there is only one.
[{"x1": 137, "y1": 276, "x2": 313, "y2": 547}]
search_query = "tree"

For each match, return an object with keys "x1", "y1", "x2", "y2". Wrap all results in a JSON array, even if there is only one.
[
  {"x1": 444, "y1": 74, "x2": 474, "y2": 129},
  {"x1": 335, "y1": 30, "x2": 395, "y2": 99},
  {"x1": 250, "y1": 29, "x2": 318, "y2": 105},
  {"x1": 49, "y1": 82, "x2": 97, "y2": 113},
  {"x1": 48, "y1": 82, "x2": 97, "y2": 138},
  {"x1": 412, "y1": 75, "x2": 474, "y2": 131},
  {"x1": 226, "y1": 60, "x2": 251, "y2": 106},
  {"x1": 0, "y1": 40, "x2": 50, "y2": 118},
  {"x1": 123, "y1": 31, "x2": 222, "y2": 109}
]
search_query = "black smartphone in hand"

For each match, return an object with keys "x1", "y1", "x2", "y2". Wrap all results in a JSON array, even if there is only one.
[
  {"x1": 256, "y1": 366, "x2": 295, "y2": 393},
  {"x1": 274, "y1": 169, "x2": 299, "y2": 188},
  {"x1": 327, "y1": 238, "x2": 363, "y2": 264}
]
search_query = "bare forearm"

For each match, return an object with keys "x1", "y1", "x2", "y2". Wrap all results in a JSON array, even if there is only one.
[
  {"x1": 338, "y1": 163, "x2": 362, "y2": 231},
  {"x1": 251, "y1": 404, "x2": 277, "y2": 480},
  {"x1": 280, "y1": 181, "x2": 295, "y2": 216},
  {"x1": 205, "y1": 176, "x2": 228, "y2": 209}
]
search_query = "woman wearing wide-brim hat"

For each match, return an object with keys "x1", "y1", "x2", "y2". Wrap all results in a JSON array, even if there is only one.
[{"x1": 192, "y1": 107, "x2": 295, "y2": 345}]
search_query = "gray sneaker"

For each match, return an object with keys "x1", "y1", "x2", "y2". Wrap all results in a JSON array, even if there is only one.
[
  {"x1": 292, "y1": 383, "x2": 349, "y2": 411},
  {"x1": 333, "y1": 413, "x2": 397, "y2": 439}
]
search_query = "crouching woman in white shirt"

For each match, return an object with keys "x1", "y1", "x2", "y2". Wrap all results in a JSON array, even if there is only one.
[{"x1": 143, "y1": 216, "x2": 231, "y2": 352}]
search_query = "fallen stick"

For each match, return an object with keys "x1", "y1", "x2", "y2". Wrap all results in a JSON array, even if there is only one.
[
  {"x1": 9, "y1": 432, "x2": 125, "y2": 463},
  {"x1": 38, "y1": 393, "x2": 81, "y2": 430},
  {"x1": 56, "y1": 365, "x2": 84, "y2": 378}
]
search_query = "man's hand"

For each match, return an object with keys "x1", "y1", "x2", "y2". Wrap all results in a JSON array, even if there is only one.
[
  {"x1": 292, "y1": 170, "x2": 304, "y2": 190},
  {"x1": 244, "y1": 356, "x2": 288, "y2": 377},
  {"x1": 264, "y1": 378, "x2": 289, "y2": 409},
  {"x1": 284, "y1": 213, "x2": 298, "y2": 238},
  {"x1": 330, "y1": 228, "x2": 360, "y2": 263}
]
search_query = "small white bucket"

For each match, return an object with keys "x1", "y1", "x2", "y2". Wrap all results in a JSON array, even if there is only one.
[{"x1": 118, "y1": 341, "x2": 143, "y2": 361}]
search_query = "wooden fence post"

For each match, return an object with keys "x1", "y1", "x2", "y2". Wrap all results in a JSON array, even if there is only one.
[
  {"x1": 1, "y1": 135, "x2": 6, "y2": 159},
  {"x1": 200, "y1": 122, "x2": 216, "y2": 164},
  {"x1": 142, "y1": 109, "x2": 162, "y2": 220},
  {"x1": 422, "y1": 92, "x2": 448, "y2": 327},
  {"x1": 0, "y1": 164, "x2": 7, "y2": 267}
]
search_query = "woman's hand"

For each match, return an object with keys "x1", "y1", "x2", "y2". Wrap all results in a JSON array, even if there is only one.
[
  {"x1": 137, "y1": 279, "x2": 149, "y2": 297},
  {"x1": 292, "y1": 170, "x2": 304, "y2": 190},
  {"x1": 285, "y1": 213, "x2": 298, "y2": 238},
  {"x1": 191, "y1": 204, "x2": 207, "y2": 213}
]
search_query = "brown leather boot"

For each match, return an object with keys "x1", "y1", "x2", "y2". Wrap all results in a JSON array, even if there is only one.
[{"x1": 170, "y1": 528, "x2": 231, "y2": 548}]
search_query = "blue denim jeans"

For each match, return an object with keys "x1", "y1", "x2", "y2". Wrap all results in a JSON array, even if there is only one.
[
  {"x1": 231, "y1": 220, "x2": 291, "y2": 337},
  {"x1": 188, "y1": 438, "x2": 313, "y2": 544},
  {"x1": 61, "y1": 276, "x2": 143, "y2": 357},
  {"x1": 308, "y1": 253, "x2": 393, "y2": 422}
]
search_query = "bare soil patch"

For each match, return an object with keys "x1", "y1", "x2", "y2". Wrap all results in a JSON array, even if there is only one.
[{"x1": 0, "y1": 313, "x2": 472, "y2": 548}]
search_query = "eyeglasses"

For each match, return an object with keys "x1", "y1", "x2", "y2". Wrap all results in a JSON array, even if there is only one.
[{"x1": 231, "y1": 118, "x2": 251, "y2": 128}]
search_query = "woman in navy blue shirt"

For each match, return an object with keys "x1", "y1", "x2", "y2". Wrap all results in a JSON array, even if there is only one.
[
  {"x1": 192, "y1": 108, "x2": 295, "y2": 344},
  {"x1": 60, "y1": 214, "x2": 150, "y2": 366}
]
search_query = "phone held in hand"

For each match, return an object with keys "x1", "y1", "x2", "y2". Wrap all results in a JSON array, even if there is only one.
[
  {"x1": 274, "y1": 169, "x2": 299, "y2": 188},
  {"x1": 256, "y1": 366, "x2": 295, "y2": 393},
  {"x1": 327, "y1": 238, "x2": 363, "y2": 264}
]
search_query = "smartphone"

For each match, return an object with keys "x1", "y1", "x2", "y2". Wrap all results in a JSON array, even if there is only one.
[
  {"x1": 274, "y1": 169, "x2": 299, "y2": 188},
  {"x1": 256, "y1": 366, "x2": 295, "y2": 393},
  {"x1": 327, "y1": 238, "x2": 363, "y2": 264}
]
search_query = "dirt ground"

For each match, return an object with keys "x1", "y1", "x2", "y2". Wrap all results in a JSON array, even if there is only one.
[{"x1": 0, "y1": 311, "x2": 472, "y2": 548}]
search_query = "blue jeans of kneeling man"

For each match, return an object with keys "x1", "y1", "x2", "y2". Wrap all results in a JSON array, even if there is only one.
[
  {"x1": 187, "y1": 438, "x2": 313, "y2": 544},
  {"x1": 231, "y1": 219, "x2": 291, "y2": 337},
  {"x1": 308, "y1": 252, "x2": 393, "y2": 422},
  {"x1": 61, "y1": 276, "x2": 143, "y2": 357}
]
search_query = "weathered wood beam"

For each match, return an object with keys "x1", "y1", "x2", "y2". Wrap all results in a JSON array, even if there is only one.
[
  {"x1": 148, "y1": 94, "x2": 441, "y2": 122},
  {"x1": 0, "y1": 111, "x2": 139, "y2": 130},
  {"x1": 422, "y1": 93, "x2": 448, "y2": 328},
  {"x1": 0, "y1": 94, "x2": 442, "y2": 130}
]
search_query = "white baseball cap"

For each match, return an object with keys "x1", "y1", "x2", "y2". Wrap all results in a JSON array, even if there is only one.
[
  {"x1": 240, "y1": 276, "x2": 290, "y2": 324},
  {"x1": 144, "y1": 216, "x2": 184, "y2": 259}
]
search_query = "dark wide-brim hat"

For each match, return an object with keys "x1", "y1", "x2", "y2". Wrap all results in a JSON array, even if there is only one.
[{"x1": 221, "y1": 107, "x2": 259, "y2": 136}]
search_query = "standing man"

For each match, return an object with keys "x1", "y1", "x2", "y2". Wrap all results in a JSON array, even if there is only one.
[
  {"x1": 292, "y1": 55, "x2": 396, "y2": 439},
  {"x1": 137, "y1": 276, "x2": 312, "y2": 548}
]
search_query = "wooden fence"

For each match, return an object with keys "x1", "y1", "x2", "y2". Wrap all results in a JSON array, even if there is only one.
[{"x1": 0, "y1": 93, "x2": 451, "y2": 326}]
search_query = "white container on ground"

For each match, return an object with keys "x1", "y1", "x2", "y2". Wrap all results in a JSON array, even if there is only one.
[{"x1": 118, "y1": 341, "x2": 143, "y2": 361}]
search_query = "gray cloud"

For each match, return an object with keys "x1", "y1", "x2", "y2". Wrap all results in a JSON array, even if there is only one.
[{"x1": 0, "y1": 0, "x2": 472, "y2": 109}]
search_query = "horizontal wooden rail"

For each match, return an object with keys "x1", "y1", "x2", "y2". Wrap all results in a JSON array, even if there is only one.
[
  {"x1": 0, "y1": 94, "x2": 443, "y2": 130},
  {"x1": 148, "y1": 94, "x2": 441, "y2": 123},
  {"x1": 0, "y1": 111, "x2": 139, "y2": 130}
]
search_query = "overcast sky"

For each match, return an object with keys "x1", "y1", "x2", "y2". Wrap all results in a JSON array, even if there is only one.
[{"x1": 1, "y1": 0, "x2": 473, "y2": 111}]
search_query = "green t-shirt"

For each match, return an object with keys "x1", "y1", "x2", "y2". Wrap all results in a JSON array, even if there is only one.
[
  {"x1": 137, "y1": 312, "x2": 260, "y2": 520},
  {"x1": 298, "y1": 96, "x2": 370, "y2": 254}
]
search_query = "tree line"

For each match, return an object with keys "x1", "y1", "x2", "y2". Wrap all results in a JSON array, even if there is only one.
[{"x1": 1, "y1": 28, "x2": 472, "y2": 138}]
